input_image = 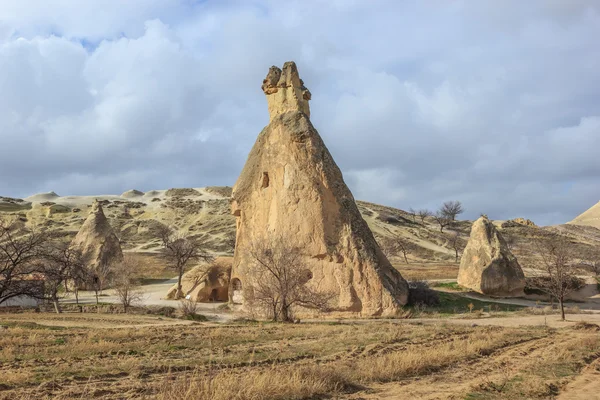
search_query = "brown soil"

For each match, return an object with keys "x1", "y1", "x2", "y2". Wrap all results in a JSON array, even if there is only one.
[{"x1": 1, "y1": 313, "x2": 600, "y2": 399}]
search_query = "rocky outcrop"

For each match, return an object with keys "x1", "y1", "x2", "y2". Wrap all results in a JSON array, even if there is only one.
[
  {"x1": 166, "y1": 257, "x2": 232, "y2": 302},
  {"x1": 502, "y1": 218, "x2": 536, "y2": 228},
  {"x1": 458, "y1": 216, "x2": 525, "y2": 296},
  {"x1": 230, "y1": 62, "x2": 408, "y2": 316},
  {"x1": 71, "y1": 201, "x2": 123, "y2": 285}
]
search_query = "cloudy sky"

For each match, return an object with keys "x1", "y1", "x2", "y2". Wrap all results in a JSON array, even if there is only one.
[{"x1": 0, "y1": 0, "x2": 599, "y2": 225}]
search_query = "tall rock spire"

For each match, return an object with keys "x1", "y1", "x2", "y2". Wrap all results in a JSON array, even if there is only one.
[
  {"x1": 261, "y1": 61, "x2": 311, "y2": 120},
  {"x1": 70, "y1": 200, "x2": 123, "y2": 287},
  {"x1": 230, "y1": 62, "x2": 408, "y2": 316}
]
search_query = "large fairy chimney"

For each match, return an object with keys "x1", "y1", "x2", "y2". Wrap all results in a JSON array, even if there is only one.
[
  {"x1": 230, "y1": 62, "x2": 408, "y2": 316},
  {"x1": 70, "y1": 200, "x2": 123, "y2": 287}
]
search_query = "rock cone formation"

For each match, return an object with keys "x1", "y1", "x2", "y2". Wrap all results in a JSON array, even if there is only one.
[
  {"x1": 166, "y1": 257, "x2": 232, "y2": 302},
  {"x1": 230, "y1": 62, "x2": 408, "y2": 316},
  {"x1": 458, "y1": 216, "x2": 525, "y2": 296},
  {"x1": 569, "y1": 201, "x2": 600, "y2": 229},
  {"x1": 71, "y1": 201, "x2": 123, "y2": 285}
]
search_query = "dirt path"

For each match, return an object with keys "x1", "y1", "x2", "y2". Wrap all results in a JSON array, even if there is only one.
[
  {"x1": 307, "y1": 313, "x2": 600, "y2": 329},
  {"x1": 0, "y1": 313, "x2": 197, "y2": 329},
  {"x1": 558, "y1": 358, "x2": 600, "y2": 399},
  {"x1": 344, "y1": 331, "x2": 596, "y2": 399},
  {"x1": 61, "y1": 277, "x2": 234, "y2": 322}
]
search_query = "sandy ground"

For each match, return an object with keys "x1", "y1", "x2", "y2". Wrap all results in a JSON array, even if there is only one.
[
  {"x1": 57, "y1": 276, "x2": 600, "y2": 327},
  {"x1": 557, "y1": 358, "x2": 600, "y2": 400},
  {"x1": 62, "y1": 277, "x2": 234, "y2": 322},
  {"x1": 342, "y1": 330, "x2": 600, "y2": 400},
  {"x1": 0, "y1": 312, "x2": 197, "y2": 329}
]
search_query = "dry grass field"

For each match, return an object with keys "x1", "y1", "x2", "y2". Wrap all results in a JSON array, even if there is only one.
[{"x1": 1, "y1": 313, "x2": 600, "y2": 399}]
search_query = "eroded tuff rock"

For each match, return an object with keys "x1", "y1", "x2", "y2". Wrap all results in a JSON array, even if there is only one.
[
  {"x1": 166, "y1": 257, "x2": 232, "y2": 302},
  {"x1": 71, "y1": 201, "x2": 123, "y2": 285},
  {"x1": 261, "y1": 62, "x2": 311, "y2": 121},
  {"x1": 502, "y1": 218, "x2": 536, "y2": 228},
  {"x1": 230, "y1": 61, "x2": 408, "y2": 316},
  {"x1": 458, "y1": 216, "x2": 525, "y2": 296}
]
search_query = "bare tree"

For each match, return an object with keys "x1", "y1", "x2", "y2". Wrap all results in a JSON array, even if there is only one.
[
  {"x1": 158, "y1": 224, "x2": 213, "y2": 299},
  {"x1": 407, "y1": 208, "x2": 417, "y2": 223},
  {"x1": 441, "y1": 201, "x2": 464, "y2": 221},
  {"x1": 448, "y1": 232, "x2": 464, "y2": 263},
  {"x1": 0, "y1": 219, "x2": 47, "y2": 306},
  {"x1": 583, "y1": 259, "x2": 600, "y2": 277},
  {"x1": 418, "y1": 209, "x2": 432, "y2": 223},
  {"x1": 112, "y1": 256, "x2": 144, "y2": 313},
  {"x1": 36, "y1": 242, "x2": 72, "y2": 313},
  {"x1": 433, "y1": 211, "x2": 451, "y2": 233},
  {"x1": 41, "y1": 241, "x2": 88, "y2": 312},
  {"x1": 246, "y1": 236, "x2": 333, "y2": 322},
  {"x1": 581, "y1": 249, "x2": 600, "y2": 277},
  {"x1": 529, "y1": 235, "x2": 581, "y2": 321},
  {"x1": 380, "y1": 236, "x2": 411, "y2": 264}
]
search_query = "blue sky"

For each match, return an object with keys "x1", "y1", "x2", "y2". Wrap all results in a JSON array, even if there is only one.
[{"x1": 0, "y1": 0, "x2": 599, "y2": 225}]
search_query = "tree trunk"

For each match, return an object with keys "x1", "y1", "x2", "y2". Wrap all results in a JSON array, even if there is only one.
[
  {"x1": 559, "y1": 297, "x2": 565, "y2": 321},
  {"x1": 95, "y1": 290, "x2": 99, "y2": 305},
  {"x1": 403, "y1": 252, "x2": 409, "y2": 264},
  {"x1": 177, "y1": 269, "x2": 184, "y2": 299},
  {"x1": 53, "y1": 298, "x2": 61, "y2": 314},
  {"x1": 74, "y1": 288, "x2": 79, "y2": 305}
]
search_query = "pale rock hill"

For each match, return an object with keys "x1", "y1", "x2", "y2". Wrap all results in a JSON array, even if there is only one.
[{"x1": 569, "y1": 201, "x2": 600, "y2": 229}]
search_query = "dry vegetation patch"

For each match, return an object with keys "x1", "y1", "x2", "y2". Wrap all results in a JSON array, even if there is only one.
[{"x1": 0, "y1": 313, "x2": 567, "y2": 400}]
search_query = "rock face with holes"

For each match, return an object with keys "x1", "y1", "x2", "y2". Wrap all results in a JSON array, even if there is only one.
[
  {"x1": 166, "y1": 257, "x2": 232, "y2": 302},
  {"x1": 71, "y1": 200, "x2": 123, "y2": 287},
  {"x1": 230, "y1": 61, "x2": 408, "y2": 316},
  {"x1": 458, "y1": 216, "x2": 525, "y2": 296}
]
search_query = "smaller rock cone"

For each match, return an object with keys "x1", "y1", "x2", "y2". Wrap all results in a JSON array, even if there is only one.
[
  {"x1": 71, "y1": 200, "x2": 123, "y2": 285},
  {"x1": 457, "y1": 216, "x2": 525, "y2": 296},
  {"x1": 166, "y1": 257, "x2": 232, "y2": 302}
]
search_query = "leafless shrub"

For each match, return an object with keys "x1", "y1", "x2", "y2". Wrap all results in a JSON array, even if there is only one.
[
  {"x1": 112, "y1": 256, "x2": 145, "y2": 313},
  {"x1": 179, "y1": 298, "x2": 199, "y2": 317},
  {"x1": 0, "y1": 218, "x2": 48, "y2": 305},
  {"x1": 528, "y1": 235, "x2": 581, "y2": 320},
  {"x1": 407, "y1": 208, "x2": 417, "y2": 223},
  {"x1": 433, "y1": 211, "x2": 452, "y2": 233},
  {"x1": 407, "y1": 280, "x2": 440, "y2": 307},
  {"x1": 380, "y1": 236, "x2": 412, "y2": 264},
  {"x1": 38, "y1": 240, "x2": 86, "y2": 313},
  {"x1": 418, "y1": 209, "x2": 432, "y2": 223},
  {"x1": 441, "y1": 200, "x2": 464, "y2": 221},
  {"x1": 157, "y1": 224, "x2": 213, "y2": 299},
  {"x1": 448, "y1": 232, "x2": 465, "y2": 263},
  {"x1": 246, "y1": 236, "x2": 334, "y2": 322}
]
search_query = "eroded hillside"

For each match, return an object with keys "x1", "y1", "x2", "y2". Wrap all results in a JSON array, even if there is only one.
[{"x1": 2, "y1": 188, "x2": 599, "y2": 278}]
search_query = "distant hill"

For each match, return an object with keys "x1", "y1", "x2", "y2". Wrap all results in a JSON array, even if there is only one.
[
  {"x1": 2, "y1": 187, "x2": 600, "y2": 277},
  {"x1": 569, "y1": 201, "x2": 600, "y2": 229}
]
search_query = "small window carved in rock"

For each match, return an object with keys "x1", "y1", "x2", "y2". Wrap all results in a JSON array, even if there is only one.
[{"x1": 261, "y1": 172, "x2": 270, "y2": 188}]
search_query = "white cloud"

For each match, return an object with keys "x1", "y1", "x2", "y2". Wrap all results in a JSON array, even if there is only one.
[{"x1": 0, "y1": 0, "x2": 599, "y2": 225}]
